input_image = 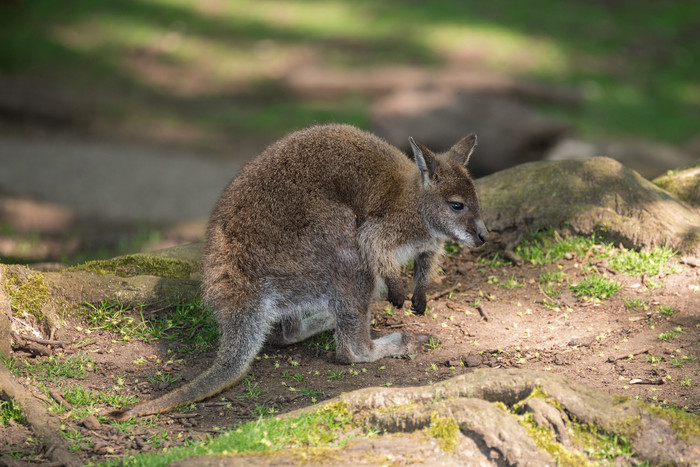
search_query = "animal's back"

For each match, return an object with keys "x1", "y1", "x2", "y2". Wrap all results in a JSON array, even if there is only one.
[{"x1": 204, "y1": 124, "x2": 414, "y2": 290}]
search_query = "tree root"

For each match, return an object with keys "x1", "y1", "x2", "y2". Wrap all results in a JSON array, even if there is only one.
[
  {"x1": 0, "y1": 360, "x2": 82, "y2": 467},
  {"x1": 284, "y1": 369, "x2": 700, "y2": 466}
]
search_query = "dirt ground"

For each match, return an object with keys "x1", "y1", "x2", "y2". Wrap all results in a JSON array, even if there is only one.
[{"x1": 1, "y1": 241, "x2": 699, "y2": 464}]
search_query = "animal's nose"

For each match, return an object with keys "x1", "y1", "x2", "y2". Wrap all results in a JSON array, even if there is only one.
[{"x1": 478, "y1": 228, "x2": 489, "y2": 244}]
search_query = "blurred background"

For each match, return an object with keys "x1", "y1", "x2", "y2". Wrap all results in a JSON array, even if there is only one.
[{"x1": 0, "y1": 0, "x2": 698, "y2": 264}]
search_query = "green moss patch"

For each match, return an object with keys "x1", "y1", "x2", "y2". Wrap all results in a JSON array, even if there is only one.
[
  {"x1": 646, "y1": 404, "x2": 700, "y2": 442},
  {"x1": 427, "y1": 411, "x2": 459, "y2": 452},
  {"x1": 109, "y1": 399, "x2": 358, "y2": 466},
  {"x1": 68, "y1": 254, "x2": 199, "y2": 279},
  {"x1": 4, "y1": 268, "x2": 50, "y2": 320}
]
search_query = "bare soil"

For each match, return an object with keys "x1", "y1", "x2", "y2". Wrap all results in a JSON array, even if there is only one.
[{"x1": 1, "y1": 244, "x2": 699, "y2": 464}]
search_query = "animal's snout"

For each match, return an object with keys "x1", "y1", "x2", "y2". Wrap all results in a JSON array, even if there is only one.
[
  {"x1": 474, "y1": 219, "x2": 489, "y2": 246},
  {"x1": 478, "y1": 228, "x2": 489, "y2": 244}
]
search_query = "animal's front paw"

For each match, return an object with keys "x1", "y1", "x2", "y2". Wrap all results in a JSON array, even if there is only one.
[
  {"x1": 385, "y1": 278, "x2": 405, "y2": 309},
  {"x1": 411, "y1": 294, "x2": 427, "y2": 315}
]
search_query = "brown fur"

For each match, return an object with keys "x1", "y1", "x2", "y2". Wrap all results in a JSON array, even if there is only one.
[{"x1": 109, "y1": 124, "x2": 487, "y2": 420}]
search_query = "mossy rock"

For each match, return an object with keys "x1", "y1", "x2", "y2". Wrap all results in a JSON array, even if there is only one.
[
  {"x1": 477, "y1": 157, "x2": 700, "y2": 255},
  {"x1": 652, "y1": 161, "x2": 700, "y2": 210},
  {"x1": 67, "y1": 244, "x2": 203, "y2": 280},
  {"x1": 172, "y1": 369, "x2": 699, "y2": 466},
  {"x1": 0, "y1": 245, "x2": 205, "y2": 345}
]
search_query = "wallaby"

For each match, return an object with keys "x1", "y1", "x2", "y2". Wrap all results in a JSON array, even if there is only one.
[{"x1": 110, "y1": 124, "x2": 488, "y2": 420}]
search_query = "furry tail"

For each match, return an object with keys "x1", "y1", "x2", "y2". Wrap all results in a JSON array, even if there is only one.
[
  {"x1": 109, "y1": 312, "x2": 269, "y2": 420},
  {"x1": 107, "y1": 357, "x2": 248, "y2": 421}
]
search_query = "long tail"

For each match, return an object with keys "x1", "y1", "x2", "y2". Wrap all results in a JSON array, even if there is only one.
[{"x1": 109, "y1": 312, "x2": 269, "y2": 421}]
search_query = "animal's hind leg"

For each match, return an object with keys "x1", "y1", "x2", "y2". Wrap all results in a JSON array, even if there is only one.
[
  {"x1": 333, "y1": 273, "x2": 429, "y2": 363},
  {"x1": 269, "y1": 310, "x2": 336, "y2": 346}
]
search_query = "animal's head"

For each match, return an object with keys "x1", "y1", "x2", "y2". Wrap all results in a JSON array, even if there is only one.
[{"x1": 409, "y1": 134, "x2": 488, "y2": 248}]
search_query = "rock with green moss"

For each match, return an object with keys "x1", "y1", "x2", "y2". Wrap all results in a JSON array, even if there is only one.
[
  {"x1": 170, "y1": 369, "x2": 699, "y2": 466},
  {"x1": 477, "y1": 157, "x2": 700, "y2": 255},
  {"x1": 0, "y1": 245, "x2": 204, "y2": 343},
  {"x1": 652, "y1": 161, "x2": 700, "y2": 210}
]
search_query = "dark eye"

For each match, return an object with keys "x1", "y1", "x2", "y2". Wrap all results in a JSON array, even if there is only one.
[{"x1": 448, "y1": 202, "x2": 465, "y2": 212}]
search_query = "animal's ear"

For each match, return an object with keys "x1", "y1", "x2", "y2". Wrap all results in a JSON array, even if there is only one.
[
  {"x1": 446, "y1": 133, "x2": 477, "y2": 166},
  {"x1": 409, "y1": 137, "x2": 439, "y2": 186}
]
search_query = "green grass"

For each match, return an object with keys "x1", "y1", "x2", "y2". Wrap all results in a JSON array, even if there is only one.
[
  {"x1": 0, "y1": 399, "x2": 22, "y2": 425},
  {"x1": 607, "y1": 246, "x2": 680, "y2": 276},
  {"x1": 516, "y1": 229, "x2": 598, "y2": 265},
  {"x1": 539, "y1": 271, "x2": 567, "y2": 300},
  {"x1": 105, "y1": 401, "x2": 355, "y2": 466},
  {"x1": 1, "y1": 1, "x2": 697, "y2": 149},
  {"x1": 9, "y1": 352, "x2": 95, "y2": 382},
  {"x1": 48, "y1": 384, "x2": 137, "y2": 420},
  {"x1": 657, "y1": 305, "x2": 680, "y2": 317},
  {"x1": 237, "y1": 375, "x2": 264, "y2": 399},
  {"x1": 658, "y1": 329, "x2": 681, "y2": 341},
  {"x1": 425, "y1": 337, "x2": 442, "y2": 350},
  {"x1": 85, "y1": 299, "x2": 218, "y2": 352},
  {"x1": 517, "y1": 229, "x2": 680, "y2": 280},
  {"x1": 304, "y1": 330, "x2": 336, "y2": 354},
  {"x1": 569, "y1": 275, "x2": 622, "y2": 301},
  {"x1": 624, "y1": 297, "x2": 648, "y2": 311}
]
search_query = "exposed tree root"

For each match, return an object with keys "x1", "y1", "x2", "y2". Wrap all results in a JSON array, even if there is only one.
[{"x1": 0, "y1": 360, "x2": 82, "y2": 467}]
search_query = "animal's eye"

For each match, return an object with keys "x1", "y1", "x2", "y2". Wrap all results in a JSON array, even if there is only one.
[{"x1": 448, "y1": 202, "x2": 465, "y2": 212}]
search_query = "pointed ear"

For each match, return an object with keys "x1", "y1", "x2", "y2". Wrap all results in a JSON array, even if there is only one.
[
  {"x1": 409, "y1": 137, "x2": 438, "y2": 185},
  {"x1": 447, "y1": 133, "x2": 477, "y2": 166}
]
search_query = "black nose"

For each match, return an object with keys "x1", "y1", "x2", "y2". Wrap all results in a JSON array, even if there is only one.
[{"x1": 478, "y1": 229, "x2": 489, "y2": 244}]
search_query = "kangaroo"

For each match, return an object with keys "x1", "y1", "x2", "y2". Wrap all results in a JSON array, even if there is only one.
[{"x1": 110, "y1": 124, "x2": 488, "y2": 420}]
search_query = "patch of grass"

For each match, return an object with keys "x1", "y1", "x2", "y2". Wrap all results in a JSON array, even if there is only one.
[
  {"x1": 658, "y1": 329, "x2": 681, "y2": 341},
  {"x1": 515, "y1": 229, "x2": 598, "y2": 265},
  {"x1": 0, "y1": 399, "x2": 22, "y2": 425},
  {"x1": 425, "y1": 337, "x2": 442, "y2": 350},
  {"x1": 569, "y1": 275, "x2": 622, "y2": 301},
  {"x1": 671, "y1": 355, "x2": 695, "y2": 367},
  {"x1": 107, "y1": 417, "x2": 161, "y2": 435},
  {"x1": 148, "y1": 300, "x2": 219, "y2": 353},
  {"x1": 238, "y1": 375, "x2": 264, "y2": 399},
  {"x1": 85, "y1": 299, "x2": 218, "y2": 352},
  {"x1": 85, "y1": 300, "x2": 150, "y2": 340},
  {"x1": 13, "y1": 352, "x2": 95, "y2": 382},
  {"x1": 624, "y1": 297, "x2": 648, "y2": 311},
  {"x1": 607, "y1": 245, "x2": 680, "y2": 276},
  {"x1": 251, "y1": 402, "x2": 279, "y2": 418},
  {"x1": 48, "y1": 384, "x2": 137, "y2": 419},
  {"x1": 571, "y1": 422, "x2": 633, "y2": 463},
  {"x1": 300, "y1": 388, "x2": 323, "y2": 398},
  {"x1": 146, "y1": 372, "x2": 181, "y2": 385},
  {"x1": 327, "y1": 369, "x2": 346, "y2": 381},
  {"x1": 539, "y1": 270, "x2": 567, "y2": 300},
  {"x1": 657, "y1": 305, "x2": 679, "y2": 317},
  {"x1": 109, "y1": 400, "x2": 356, "y2": 465},
  {"x1": 63, "y1": 427, "x2": 93, "y2": 453},
  {"x1": 500, "y1": 274, "x2": 524, "y2": 289},
  {"x1": 304, "y1": 331, "x2": 336, "y2": 353},
  {"x1": 477, "y1": 253, "x2": 508, "y2": 268}
]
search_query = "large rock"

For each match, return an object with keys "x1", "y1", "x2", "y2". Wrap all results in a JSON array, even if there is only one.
[
  {"x1": 476, "y1": 157, "x2": 700, "y2": 254},
  {"x1": 172, "y1": 369, "x2": 700, "y2": 466},
  {"x1": 652, "y1": 161, "x2": 700, "y2": 210}
]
